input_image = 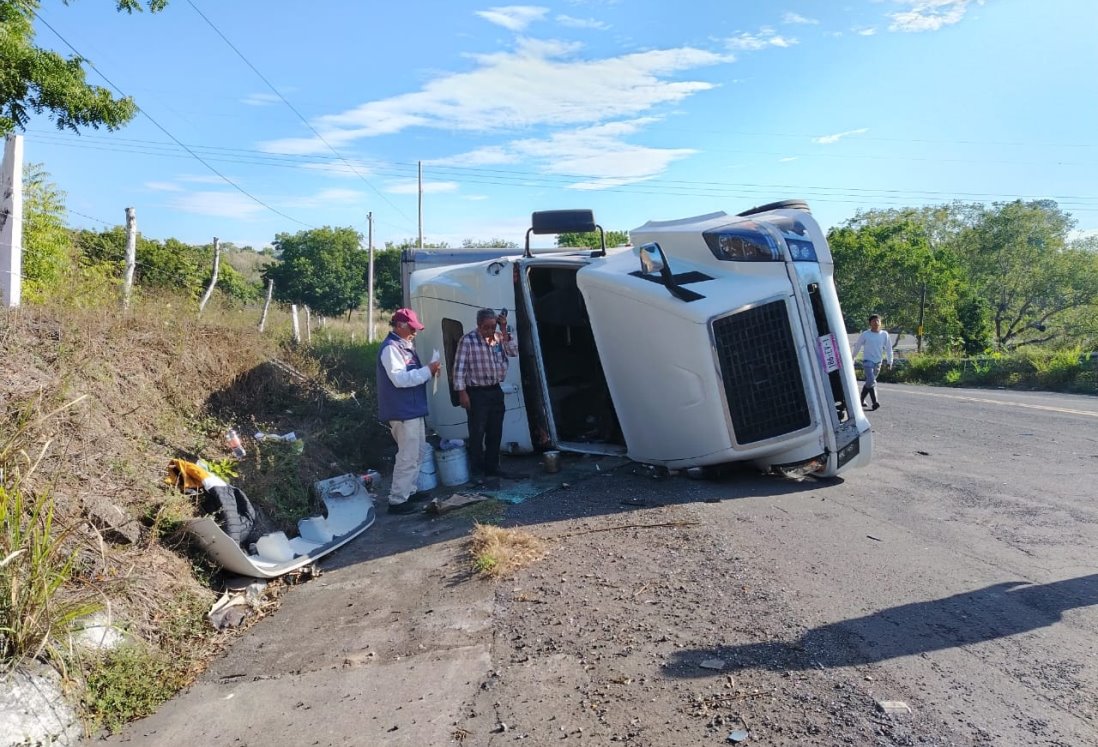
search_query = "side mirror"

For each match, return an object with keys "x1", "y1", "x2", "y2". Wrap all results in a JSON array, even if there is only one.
[
  {"x1": 632, "y1": 241, "x2": 703, "y2": 303},
  {"x1": 634, "y1": 242, "x2": 666, "y2": 274}
]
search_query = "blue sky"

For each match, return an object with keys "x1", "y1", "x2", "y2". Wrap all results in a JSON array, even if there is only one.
[{"x1": 20, "y1": 0, "x2": 1098, "y2": 250}]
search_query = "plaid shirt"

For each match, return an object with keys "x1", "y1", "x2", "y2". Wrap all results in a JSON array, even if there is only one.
[{"x1": 453, "y1": 328, "x2": 517, "y2": 390}]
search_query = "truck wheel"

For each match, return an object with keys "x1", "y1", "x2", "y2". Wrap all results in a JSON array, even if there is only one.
[{"x1": 737, "y1": 199, "x2": 810, "y2": 217}]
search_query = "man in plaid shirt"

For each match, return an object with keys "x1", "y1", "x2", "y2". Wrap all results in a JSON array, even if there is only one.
[{"x1": 453, "y1": 307, "x2": 521, "y2": 484}]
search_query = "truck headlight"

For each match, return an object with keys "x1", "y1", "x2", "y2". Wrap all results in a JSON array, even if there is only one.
[
  {"x1": 786, "y1": 238, "x2": 818, "y2": 262},
  {"x1": 703, "y1": 225, "x2": 781, "y2": 262}
]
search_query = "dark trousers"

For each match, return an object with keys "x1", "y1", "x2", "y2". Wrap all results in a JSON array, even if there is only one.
[{"x1": 467, "y1": 385, "x2": 505, "y2": 477}]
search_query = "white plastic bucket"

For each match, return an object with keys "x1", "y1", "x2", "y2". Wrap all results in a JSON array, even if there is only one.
[
  {"x1": 417, "y1": 441, "x2": 438, "y2": 492},
  {"x1": 435, "y1": 445, "x2": 470, "y2": 486}
]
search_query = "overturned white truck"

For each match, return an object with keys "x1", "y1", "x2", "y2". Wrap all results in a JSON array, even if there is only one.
[{"x1": 404, "y1": 200, "x2": 872, "y2": 478}]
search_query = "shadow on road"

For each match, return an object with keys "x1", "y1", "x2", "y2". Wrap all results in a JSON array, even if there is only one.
[
  {"x1": 662, "y1": 574, "x2": 1098, "y2": 677},
  {"x1": 321, "y1": 452, "x2": 834, "y2": 573}
]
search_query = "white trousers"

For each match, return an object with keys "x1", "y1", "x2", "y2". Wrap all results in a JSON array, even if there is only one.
[{"x1": 388, "y1": 417, "x2": 425, "y2": 504}]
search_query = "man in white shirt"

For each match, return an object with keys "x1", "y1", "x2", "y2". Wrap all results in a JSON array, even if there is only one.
[
  {"x1": 850, "y1": 314, "x2": 894, "y2": 411},
  {"x1": 376, "y1": 308, "x2": 441, "y2": 514}
]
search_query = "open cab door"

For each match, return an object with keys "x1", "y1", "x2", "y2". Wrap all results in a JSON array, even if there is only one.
[{"x1": 514, "y1": 210, "x2": 627, "y2": 457}]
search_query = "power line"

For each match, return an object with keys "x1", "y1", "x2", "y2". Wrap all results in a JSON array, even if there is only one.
[
  {"x1": 25, "y1": 125, "x2": 1098, "y2": 210},
  {"x1": 184, "y1": 0, "x2": 415, "y2": 226},
  {"x1": 27, "y1": 131, "x2": 1098, "y2": 213},
  {"x1": 31, "y1": 8, "x2": 314, "y2": 230}
]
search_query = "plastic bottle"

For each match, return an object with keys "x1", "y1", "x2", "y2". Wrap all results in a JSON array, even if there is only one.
[{"x1": 225, "y1": 429, "x2": 246, "y2": 458}]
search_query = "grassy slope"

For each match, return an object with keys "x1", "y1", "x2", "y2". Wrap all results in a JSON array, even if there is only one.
[{"x1": 0, "y1": 298, "x2": 390, "y2": 733}]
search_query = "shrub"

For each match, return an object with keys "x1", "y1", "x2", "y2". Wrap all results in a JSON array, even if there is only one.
[{"x1": 0, "y1": 487, "x2": 100, "y2": 674}]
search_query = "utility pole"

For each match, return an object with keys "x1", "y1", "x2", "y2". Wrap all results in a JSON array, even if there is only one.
[
  {"x1": 917, "y1": 282, "x2": 926, "y2": 354},
  {"x1": 1, "y1": 134, "x2": 24, "y2": 308},
  {"x1": 367, "y1": 211, "x2": 376, "y2": 342},
  {"x1": 198, "y1": 237, "x2": 221, "y2": 313},
  {"x1": 417, "y1": 160, "x2": 423, "y2": 251},
  {"x1": 122, "y1": 207, "x2": 136, "y2": 309},
  {"x1": 258, "y1": 278, "x2": 274, "y2": 332}
]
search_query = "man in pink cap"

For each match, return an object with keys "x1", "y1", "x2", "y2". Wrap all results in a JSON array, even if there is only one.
[{"x1": 376, "y1": 308, "x2": 440, "y2": 514}]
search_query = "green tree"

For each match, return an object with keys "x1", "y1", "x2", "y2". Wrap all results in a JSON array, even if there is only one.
[
  {"x1": 953, "y1": 200, "x2": 1097, "y2": 350},
  {"x1": 265, "y1": 227, "x2": 367, "y2": 317},
  {"x1": 0, "y1": 1, "x2": 167, "y2": 136},
  {"x1": 20, "y1": 163, "x2": 70, "y2": 301},
  {"x1": 371, "y1": 248, "x2": 403, "y2": 311},
  {"x1": 829, "y1": 209, "x2": 973, "y2": 353},
  {"x1": 556, "y1": 230, "x2": 629, "y2": 249},
  {"x1": 462, "y1": 238, "x2": 518, "y2": 249},
  {"x1": 73, "y1": 228, "x2": 259, "y2": 303}
]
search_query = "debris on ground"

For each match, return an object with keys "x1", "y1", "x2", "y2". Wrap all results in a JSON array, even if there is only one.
[{"x1": 425, "y1": 492, "x2": 491, "y2": 515}]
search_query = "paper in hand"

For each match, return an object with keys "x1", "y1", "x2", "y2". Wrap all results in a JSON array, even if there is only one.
[{"x1": 431, "y1": 349, "x2": 441, "y2": 394}]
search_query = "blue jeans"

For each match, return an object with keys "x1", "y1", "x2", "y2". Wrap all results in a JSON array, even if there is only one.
[{"x1": 864, "y1": 360, "x2": 881, "y2": 388}]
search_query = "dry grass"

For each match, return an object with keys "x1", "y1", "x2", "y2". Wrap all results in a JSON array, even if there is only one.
[
  {"x1": 1, "y1": 293, "x2": 395, "y2": 731},
  {"x1": 469, "y1": 523, "x2": 548, "y2": 579}
]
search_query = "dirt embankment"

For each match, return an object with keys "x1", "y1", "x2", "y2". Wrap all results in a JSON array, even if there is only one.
[{"x1": 1, "y1": 303, "x2": 381, "y2": 731}]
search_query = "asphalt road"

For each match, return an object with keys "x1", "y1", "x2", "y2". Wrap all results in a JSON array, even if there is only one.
[
  {"x1": 98, "y1": 383, "x2": 1098, "y2": 746},
  {"x1": 680, "y1": 383, "x2": 1098, "y2": 744}
]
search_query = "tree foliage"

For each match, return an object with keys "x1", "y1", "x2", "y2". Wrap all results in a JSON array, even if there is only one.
[
  {"x1": 265, "y1": 227, "x2": 367, "y2": 317},
  {"x1": 73, "y1": 227, "x2": 259, "y2": 303},
  {"x1": 376, "y1": 239, "x2": 454, "y2": 312},
  {"x1": 0, "y1": 1, "x2": 167, "y2": 136},
  {"x1": 462, "y1": 238, "x2": 517, "y2": 249},
  {"x1": 557, "y1": 230, "x2": 630, "y2": 249},
  {"x1": 20, "y1": 162, "x2": 70, "y2": 301},
  {"x1": 951, "y1": 200, "x2": 1098, "y2": 349},
  {"x1": 829, "y1": 200, "x2": 1097, "y2": 353}
]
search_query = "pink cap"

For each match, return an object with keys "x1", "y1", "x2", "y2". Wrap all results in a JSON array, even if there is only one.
[{"x1": 392, "y1": 308, "x2": 425, "y2": 330}]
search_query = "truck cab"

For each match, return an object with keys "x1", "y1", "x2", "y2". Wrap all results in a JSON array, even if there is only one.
[{"x1": 405, "y1": 201, "x2": 872, "y2": 477}]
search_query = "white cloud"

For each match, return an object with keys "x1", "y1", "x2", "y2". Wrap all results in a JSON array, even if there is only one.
[
  {"x1": 510, "y1": 119, "x2": 695, "y2": 189},
  {"x1": 428, "y1": 146, "x2": 518, "y2": 167},
  {"x1": 299, "y1": 159, "x2": 377, "y2": 179},
  {"x1": 813, "y1": 127, "x2": 869, "y2": 144},
  {"x1": 782, "y1": 12, "x2": 819, "y2": 25},
  {"x1": 309, "y1": 188, "x2": 366, "y2": 204},
  {"x1": 259, "y1": 39, "x2": 729, "y2": 156},
  {"x1": 888, "y1": 0, "x2": 980, "y2": 33},
  {"x1": 778, "y1": 156, "x2": 798, "y2": 162},
  {"x1": 855, "y1": 26, "x2": 878, "y2": 36},
  {"x1": 556, "y1": 14, "x2": 609, "y2": 30},
  {"x1": 144, "y1": 181, "x2": 181, "y2": 191},
  {"x1": 241, "y1": 93, "x2": 280, "y2": 106},
  {"x1": 179, "y1": 174, "x2": 229, "y2": 185},
  {"x1": 169, "y1": 191, "x2": 267, "y2": 219},
  {"x1": 387, "y1": 181, "x2": 461, "y2": 195},
  {"x1": 726, "y1": 27, "x2": 798, "y2": 51},
  {"x1": 430, "y1": 119, "x2": 695, "y2": 191},
  {"x1": 476, "y1": 5, "x2": 549, "y2": 31}
]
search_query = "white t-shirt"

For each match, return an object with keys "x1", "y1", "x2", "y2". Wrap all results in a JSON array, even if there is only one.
[{"x1": 850, "y1": 329, "x2": 894, "y2": 365}]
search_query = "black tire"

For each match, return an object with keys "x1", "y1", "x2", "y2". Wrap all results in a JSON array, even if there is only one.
[{"x1": 736, "y1": 199, "x2": 810, "y2": 217}]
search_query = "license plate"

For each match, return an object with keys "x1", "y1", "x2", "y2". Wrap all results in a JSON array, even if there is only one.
[{"x1": 817, "y1": 333, "x2": 841, "y2": 373}]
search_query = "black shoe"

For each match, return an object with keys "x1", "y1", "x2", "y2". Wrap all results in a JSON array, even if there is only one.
[
  {"x1": 871, "y1": 402, "x2": 881, "y2": 411},
  {"x1": 492, "y1": 469, "x2": 528, "y2": 480},
  {"x1": 387, "y1": 501, "x2": 418, "y2": 515},
  {"x1": 409, "y1": 491, "x2": 433, "y2": 503}
]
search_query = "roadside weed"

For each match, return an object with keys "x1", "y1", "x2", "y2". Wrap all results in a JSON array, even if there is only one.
[
  {"x1": 469, "y1": 523, "x2": 547, "y2": 579},
  {"x1": 0, "y1": 486, "x2": 100, "y2": 675}
]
